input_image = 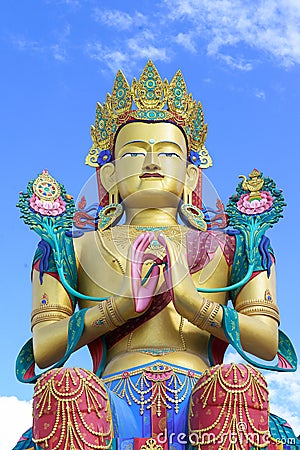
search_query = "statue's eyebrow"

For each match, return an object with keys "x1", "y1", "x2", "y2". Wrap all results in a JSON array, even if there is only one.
[
  {"x1": 121, "y1": 140, "x2": 149, "y2": 149},
  {"x1": 121, "y1": 140, "x2": 185, "y2": 154},
  {"x1": 154, "y1": 141, "x2": 185, "y2": 154}
]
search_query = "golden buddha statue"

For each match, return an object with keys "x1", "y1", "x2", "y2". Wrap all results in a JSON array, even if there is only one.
[{"x1": 15, "y1": 61, "x2": 298, "y2": 450}]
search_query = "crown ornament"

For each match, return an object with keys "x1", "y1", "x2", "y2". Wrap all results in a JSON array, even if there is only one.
[{"x1": 86, "y1": 60, "x2": 212, "y2": 169}]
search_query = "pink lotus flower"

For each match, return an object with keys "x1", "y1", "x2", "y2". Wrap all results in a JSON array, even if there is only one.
[
  {"x1": 237, "y1": 191, "x2": 273, "y2": 215},
  {"x1": 30, "y1": 193, "x2": 66, "y2": 216}
]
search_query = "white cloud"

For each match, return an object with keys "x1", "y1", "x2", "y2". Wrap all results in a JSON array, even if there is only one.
[
  {"x1": 10, "y1": 24, "x2": 71, "y2": 63},
  {"x1": 164, "y1": 0, "x2": 300, "y2": 68},
  {"x1": 265, "y1": 369, "x2": 300, "y2": 433},
  {"x1": 11, "y1": 2, "x2": 300, "y2": 73},
  {"x1": 86, "y1": 31, "x2": 170, "y2": 76},
  {"x1": 87, "y1": 1, "x2": 300, "y2": 73},
  {"x1": 255, "y1": 89, "x2": 266, "y2": 100},
  {"x1": 127, "y1": 39, "x2": 170, "y2": 62},
  {"x1": 85, "y1": 42, "x2": 130, "y2": 74},
  {"x1": 0, "y1": 396, "x2": 32, "y2": 449},
  {"x1": 174, "y1": 32, "x2": 197, "y2": 53},
  {"x1": 94, "y1": 8, "x2": 147, "y2": 31},
  {"x1": 10, "y1": 36, "x2": 44, "y2": 53},
  {"x1": 218, "y1": 54, "x2": 253, "y2": 71}
]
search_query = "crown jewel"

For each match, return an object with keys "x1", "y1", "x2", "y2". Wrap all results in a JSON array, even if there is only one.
[{"x1": 86, "y1": 61, "x2": 212, "y2": 169}]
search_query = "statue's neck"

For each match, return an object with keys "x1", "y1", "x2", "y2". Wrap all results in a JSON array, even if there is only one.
[{"x1": 125, "y1": 207, "x2": 179, "y2": 227}]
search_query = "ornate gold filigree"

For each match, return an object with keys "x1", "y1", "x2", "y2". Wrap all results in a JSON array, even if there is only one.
[
  {"x1": 239, "y1": 168, "x2": 264, "y2": 196},
  {"x1": 33, "y1": 169, "x2": 61, "y2": 202},
  {"x1": 235, "y1": 297, "x2": 280, "y2": 323},
  {"x1": 86, "y1": 60, "x2": 212, "y2": 169},
  {"x1": 189, "y1": 364, "x2": 271, "y2": 449},
  {"x1": 33, "y1": 368, "x2": 113, "y2": 450},
  {"x1": 92, "y1": 297, "x2": 126, "y2": 330},
  {"x1": 104, "y1": 363, "x2": 199, "y2": 416},
  {"x1": 140, "y1": 438, "x2": 163, "y2": 450}
]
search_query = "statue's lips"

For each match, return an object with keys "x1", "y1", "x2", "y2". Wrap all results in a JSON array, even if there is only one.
[{"x1": 139, "y1": 173, "x2": 164, "y2": 179}]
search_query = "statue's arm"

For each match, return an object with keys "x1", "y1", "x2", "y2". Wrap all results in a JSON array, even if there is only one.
[
  {"x1": 31, "y1": 268, "x2": 131, "y2": 369},
  {"x1": 176, "y1": 269, "x2": 278, "y2": 362},
  {"x1": 208, "y1": 264, "x2": 279, "y2": 361},
  {"x1": 160, "y1": 234, "x2": 279, "y2": 362},
  {"x1": 31, "y1": 231, "x2": 157, "y2": 369}
]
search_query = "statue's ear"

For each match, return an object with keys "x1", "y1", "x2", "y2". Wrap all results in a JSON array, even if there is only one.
[
  {"x1": 185, "y1": 163, "x2": 199, "y2": 193},
  {"x1": 99, "y1": 162, "x2": 116, "y2": 192}
]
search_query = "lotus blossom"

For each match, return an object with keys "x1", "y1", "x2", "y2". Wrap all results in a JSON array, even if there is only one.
[
  {"x1": 30, "y1": 193, "x2": 66, "y2": 216},
  {"x1": 237, "y1": 191, "x2": 273, "y2": 215}
]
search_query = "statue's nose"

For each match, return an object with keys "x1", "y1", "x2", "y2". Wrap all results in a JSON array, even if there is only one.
[
  {"x1": 143, "y1": 162, "x2": 161, "y2": 171},
  {"x1": 142, "y1": 152, "x2": 161, "y2": 171}
]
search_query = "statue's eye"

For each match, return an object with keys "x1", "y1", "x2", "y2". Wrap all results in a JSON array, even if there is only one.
[
  {"x1": 122, "y1": 152, "x2": 146, "y2": 158},
  {"x1": 158, "y1": 152, "x2": 182, "y2": 159}
]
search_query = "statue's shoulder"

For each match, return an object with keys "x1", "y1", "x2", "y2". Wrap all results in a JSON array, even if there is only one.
[{"x1": 186, "y1": 228, "x2": 236, "y2": 272}]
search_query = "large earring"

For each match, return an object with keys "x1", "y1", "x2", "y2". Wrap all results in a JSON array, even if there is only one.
[
  {"x1": 97, "y1": 203, "x2": 123, "y2": 231},
  {"x1": 179, "y1": 203, "x2": 207, "y2": 231},
  {"x1": 98, "y1": 185, "x2": 123, "y2": 231}
]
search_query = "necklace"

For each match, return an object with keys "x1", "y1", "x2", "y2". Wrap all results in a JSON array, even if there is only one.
[{"x1": 98, "y1": 225, "x2": 187, "y2": 263}]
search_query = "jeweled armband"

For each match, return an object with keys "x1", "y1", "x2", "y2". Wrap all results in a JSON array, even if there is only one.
[
  {"x1": 235, "y1": 299, "x2": 280, "y2": 324},
  {"x1": 31, "y1": 304, "x2": 73, "y2": 329}
]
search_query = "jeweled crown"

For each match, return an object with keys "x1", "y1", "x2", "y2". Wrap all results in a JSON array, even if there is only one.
[{"x1": 86, "y1": 60, "x2": 212, "y2": 169}]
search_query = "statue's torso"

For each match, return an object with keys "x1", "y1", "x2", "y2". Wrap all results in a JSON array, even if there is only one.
[{"x1": 74, "y1": 226, "x2": 233, "y2": 375}]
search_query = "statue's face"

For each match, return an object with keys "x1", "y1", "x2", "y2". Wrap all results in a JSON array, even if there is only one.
[
  {"x1": 100, "y1": 122, "x2": 198, "y2": 208},
  {"x1": 111, "y1": 122, "x2": 193, "y2": 205}
]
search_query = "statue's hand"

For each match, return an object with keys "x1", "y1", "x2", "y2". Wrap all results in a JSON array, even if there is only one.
[
  {"x1": 131, "y1": 232, "x2": 161, "y2": 313},
  {"x1": 118, "y1": 232, "x2": 160, "y2": 317},
  {"x1": 158, "y1": 233, "x2": 199, "y2": 319}
]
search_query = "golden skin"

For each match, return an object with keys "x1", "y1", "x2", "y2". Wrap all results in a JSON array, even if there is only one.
[
  {"x1": 101, "y1": 122, "x2": 198, "y2": 218},
  {"x1": 32, "y1": 122, "x2": 279, "y2": 375}
]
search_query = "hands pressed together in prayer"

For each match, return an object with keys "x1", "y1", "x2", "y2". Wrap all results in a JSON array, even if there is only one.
[{"x1": 120, "y1": 231, "x2": 201, "y2": 321}]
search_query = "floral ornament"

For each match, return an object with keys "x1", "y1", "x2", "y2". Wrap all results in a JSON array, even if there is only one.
[
  {"x1": 237, "y1": 191, "x2": 273, "y2": 215},
  {"x1": 189, "y1": 150, "x2": 201, "y2": 166},
  {"x1": 97, "y1": 149, "x2": 112, "y2": 166},
  {"x1": 226, "y1": 169, "x2": 286, "y2": 273},
  {"x1": 29, "y1": 194, "x2": 66, "y2": 216},
  {"x1": 17, "y1": 170, "x2": 75, "y2": 259},
  {"x1": 24, "y1": 169, "x2": 68, "y2": 217}
]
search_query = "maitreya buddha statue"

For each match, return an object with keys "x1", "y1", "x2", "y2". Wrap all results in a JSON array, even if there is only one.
[{"x1": 14, "y1": 61, "x2": 299, "y2": 450}]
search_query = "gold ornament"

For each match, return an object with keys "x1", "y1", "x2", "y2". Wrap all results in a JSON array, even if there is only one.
[
  {"x1": 140, "y1": 438, "x2": 163, "y2": 450},
  {"x1": 179, "y1": 203, "x2": 207, "y2": 231},
  {"x1": 239, "y1": 168, "x2": 264, "y2": 196},
  {"x1": 86, "y1": 60, "x2": 212, "y2": 169},
  {"x1": 33, "y1": 169, "x2": 61, "y2": 202},
  {"x1": 97, "y1": 203, "x2": 123, "y2": 231}
]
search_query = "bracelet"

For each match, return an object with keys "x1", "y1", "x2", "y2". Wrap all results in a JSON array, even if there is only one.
[
  {"x1": 92, "y1": 297, "x2": 126, "y2": 331},
  {"x1": 190, "y1": 298, "x2": 210, "y2": 326},
  {"x1": 190, "y1": 299, "x2": 222, "y2": 331},
  {"x1": 206, "y1": 303, "x2": 222, "y2": 329},
  {"x1": 105, "y1": 297, "x2": 126, "y2": 327}
]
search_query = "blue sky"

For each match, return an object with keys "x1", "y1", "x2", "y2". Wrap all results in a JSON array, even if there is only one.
[{"x1": 1, "y1": 0, "x2": 300, "y2": 446}]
